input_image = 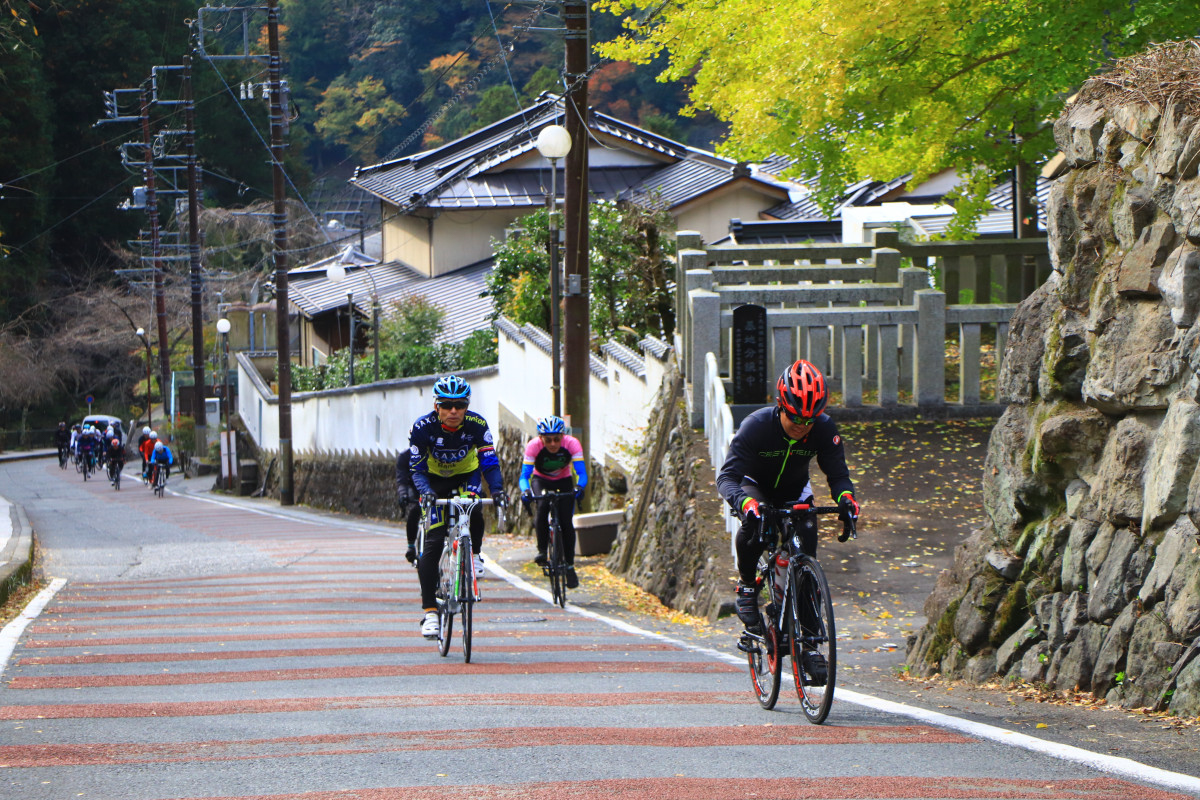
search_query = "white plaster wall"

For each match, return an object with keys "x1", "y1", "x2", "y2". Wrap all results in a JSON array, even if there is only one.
[
  {"x1": 384, "y1": 206, "x2": 431, "y2": 273},
  {"x1": 432, "y1": 208, "x2": 527, "y2": 277},
  {"x1": 239, "y1": 359, "x2": 500, "y2": 455},
  {"x1": 674, "y1": 187, "x2": 778, "y2": 245},
  {"x1": 841, "y1": 202, "x2": 956, "y2": 243}
]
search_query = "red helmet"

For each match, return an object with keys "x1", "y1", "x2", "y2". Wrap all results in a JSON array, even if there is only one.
[
  {"x1": 112, "y1": 438, "x2": 120, "y2": 447},
  {"x1": 776, "y1": 359, "x2": 827, "y2": 420}
]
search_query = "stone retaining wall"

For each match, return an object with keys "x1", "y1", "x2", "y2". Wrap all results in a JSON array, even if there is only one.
[{"x1": 905, "y1": 43, "x2": 1200, "y2": 716}]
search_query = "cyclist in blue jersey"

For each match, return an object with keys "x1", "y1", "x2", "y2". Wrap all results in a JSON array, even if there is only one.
[
  {"x1": 718, "y1": 359, "x2": 860, "y2": 645},
  {"x1": 519, "y1": 415, "x2": 587, "y2": 588},
  {"x1": 407, "y1": 375, "x2": 507, "y2": 639}
]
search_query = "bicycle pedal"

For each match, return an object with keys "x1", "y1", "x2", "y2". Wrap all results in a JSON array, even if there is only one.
[{"x1": 736, "y1": 636, "x2": 761, "y2": 655}]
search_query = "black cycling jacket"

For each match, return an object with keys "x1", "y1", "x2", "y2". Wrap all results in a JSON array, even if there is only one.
[{"x1": 717, "y1": 406, "x2": 854, "y2": 513}]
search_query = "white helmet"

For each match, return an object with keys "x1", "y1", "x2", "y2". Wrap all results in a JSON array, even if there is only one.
[
  {"x1": 149, "y1": 431, "x2": 158, "y2": 440},
  {"x1": 142, "y1": 426, "x2": 151, "y2": 435},
  {"x1": 154, "y1": 441, "x2": 164, "y2": 452}
]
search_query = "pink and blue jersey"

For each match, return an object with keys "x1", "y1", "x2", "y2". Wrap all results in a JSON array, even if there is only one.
[{"x1": 519, "y1": 434, "x2": 586, "y2": 491}]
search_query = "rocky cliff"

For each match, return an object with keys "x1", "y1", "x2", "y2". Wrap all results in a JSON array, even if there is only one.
[{"x1": 906, "y1": 42, "x2": 1200, "y2": 715}]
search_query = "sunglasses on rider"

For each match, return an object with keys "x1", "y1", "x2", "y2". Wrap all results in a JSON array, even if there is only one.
[
  {"x1": 784, "y1": 411, "x2": 815, "y2": 426},
  {"x1": 437, "y1": 401, "x2": 469, "y2": 410}
]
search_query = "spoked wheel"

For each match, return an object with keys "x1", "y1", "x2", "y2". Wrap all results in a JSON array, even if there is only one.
[
  {"x1": 111, "y1": 465, "x2": 121, "y2": 491},
  {"x1": 789, "y1": 556, "x2": 836, "y2": 724},
  {"x1": 548, "y1": 526, "x2": 566, "y2": 608},
  {"x1": 459, "y1": 542, "x2": 474, "y2": 663},
  {"x1": 437, "y1": 595, "x2": 455, "y2": 658},
  {"x1": 747, "y1": 614, "x2": 782, "y2": 710}
]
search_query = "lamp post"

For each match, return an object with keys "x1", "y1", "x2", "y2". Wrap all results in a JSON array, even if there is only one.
[
  {"x1": 347, "y1": 290, "x2": 355, "y2": 386},
  {"x1": 135, "y1": 327, "x2": 153, "y2": 429},
  {"x1": 216, "y1": 317, "x2": 233, "y2": 491},
  {"x1": 536, "y1": 124, "x2": 571, "y2": 417},
  {"x1": 327, "y1": 262, "x2": 381, "y2": 383}
]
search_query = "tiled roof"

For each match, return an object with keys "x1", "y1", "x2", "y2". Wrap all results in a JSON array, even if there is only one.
[
  {"x1": 431, "y1": 166, "x2": 657, "y2": 209},
  {"x1": 351, "y1": 95, "x2": 696, "y2": 214},
  {"x1": 713, "y1": 218, "x2": 843, "y2": 245},
  {"x1": 620, "y1": 157, "x2": 789, "y2": 209},
  {"x1": 289, "y1": 260, "x2": 496, "y2": 345}
]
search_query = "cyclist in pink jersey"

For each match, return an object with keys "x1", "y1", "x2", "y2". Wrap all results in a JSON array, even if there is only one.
[{"x1": 519, "y1": 415, "x2": 587, "y2": 588}]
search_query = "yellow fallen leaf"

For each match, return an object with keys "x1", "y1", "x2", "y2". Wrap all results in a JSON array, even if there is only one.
[{"x1": 1036, "y1": 723, "x2": 1047, "y2": 729}]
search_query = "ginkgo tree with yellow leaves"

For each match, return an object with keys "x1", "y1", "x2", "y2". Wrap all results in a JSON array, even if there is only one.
[{"x1": 596, "y1": 0, "x2": 1200, "y2": 234}]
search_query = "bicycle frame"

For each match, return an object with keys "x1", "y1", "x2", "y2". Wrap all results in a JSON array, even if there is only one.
[{"x1": 531, "y1": 490, "x2": 575, "y2": 607}]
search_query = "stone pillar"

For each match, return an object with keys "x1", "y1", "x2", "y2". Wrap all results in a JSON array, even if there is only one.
[
  {"x1": 899, "y1": 267, "x2": 927, "y2": 387},
  {"x1": 842, "y1": 324, "x2": 863, "y2": 407},
  {"x1": 689, "y1": 288, "x2": 721, "y2": 427},
  {"x1": 681, "y1": 265, "x2": 713, "y2": 379},
  {"x1": 915, "y1": 289, "x2": 946, "y2": 407},
  {"x1": 877, "y1": 325, "x2": 899, "y2": 406},
  {"x1": 959, "y1": 322, "x2": 981, "y2": 405},
  {"x1": 872, "y1": 247, "x2": 901, "y2": 283}
]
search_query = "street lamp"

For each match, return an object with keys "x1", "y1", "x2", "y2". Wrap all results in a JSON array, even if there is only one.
[
  {"x1": 327, "y1": 262, "x2": 381, "y2": 383},
  {"x1": 347, "y1": 290, "x2": 355, "y2": 386},
  {"x1": 536, "y1": 124, "x2": 571, "y2": 416},
  {"x1": 135, "y1": 327, "x2": 153, "y2": 429},
  {"x1": 216, "y1": 317, "x2": 233, "y2": 490}
]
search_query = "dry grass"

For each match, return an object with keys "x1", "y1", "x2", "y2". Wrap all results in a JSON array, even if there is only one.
[{"x1": 1076, "y1": 39, "x2": 1200, "y2": 115}]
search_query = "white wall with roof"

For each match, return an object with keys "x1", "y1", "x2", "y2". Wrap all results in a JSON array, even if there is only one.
[
  {"x1": 494, "y1": 319, "x2": 671, "y2": 473},
  {"x1": 236, "y1": 354, "x2": 500, "y2": 456}
]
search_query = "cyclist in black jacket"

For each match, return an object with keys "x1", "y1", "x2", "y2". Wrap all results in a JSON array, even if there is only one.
[{"x1": 717, "y1": 359, "x2": 860, "y2": 635}]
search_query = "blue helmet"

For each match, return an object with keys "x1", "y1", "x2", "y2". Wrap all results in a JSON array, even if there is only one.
[
  {"x1": 433, "y1": 375, "x2": 471, "y2": 401},
  {"x1": 536, "y1": 415, "x2": 566, "y2": 435}
]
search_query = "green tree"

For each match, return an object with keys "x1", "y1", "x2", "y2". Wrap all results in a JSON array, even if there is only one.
[
  {"x1": 597, "y1": 0, "x2": 1200, "y2": 229},
  {"x1": 315, "y1": 76, "x2": 407, "y2": 162},
  {"x1": 485, "y1": 200, "x2": 676, "y2": 346}
]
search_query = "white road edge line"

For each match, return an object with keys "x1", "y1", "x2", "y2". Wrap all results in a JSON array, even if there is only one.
[
  {"x1": 0, "y1": 578, "x2": 66, "y2": 677},
  {"x1": 484, "y1": 558, "x2": 1200, "y2": 796},
  {"x1": 155, "y1": 487, "x2": 1200, "y2": 795}
]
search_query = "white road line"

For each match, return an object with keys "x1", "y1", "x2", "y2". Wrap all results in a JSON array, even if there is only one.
[
  {"x1": 125, "y1": 488, "x2": 1200, "y2": 795},
  {"x1": 483, "y1": 558, "x2": 1200, "y2": 796},
  {"x1": 0, "y1": 579, "x2": 67, "y2": 677}
]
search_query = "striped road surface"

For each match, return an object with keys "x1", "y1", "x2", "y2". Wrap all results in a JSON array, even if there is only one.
[{"x1": 1, "y1": 458, "x2": 1197, "y2": 799}]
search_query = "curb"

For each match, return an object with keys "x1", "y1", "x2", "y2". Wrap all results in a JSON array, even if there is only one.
[
  {"x1": 0, "y1": 499, "x2": 34, "y2": 608},
  {"x1": 0, "y1": 450, "x2": 56, "y2": 464}
]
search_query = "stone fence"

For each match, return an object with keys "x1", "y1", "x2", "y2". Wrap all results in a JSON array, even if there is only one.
[{"x1": 677, "y1": 228, "x2": 1052, "y2": 426}]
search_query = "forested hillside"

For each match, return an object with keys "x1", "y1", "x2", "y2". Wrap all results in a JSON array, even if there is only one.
[{"x1": 0, "y1": 0, "x2": 701, "y2": 428}]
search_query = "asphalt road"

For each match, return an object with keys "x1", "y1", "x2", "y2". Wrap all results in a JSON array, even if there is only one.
[{"x1": 1, "y1": 456, "x2": 1199, "y2": 800}]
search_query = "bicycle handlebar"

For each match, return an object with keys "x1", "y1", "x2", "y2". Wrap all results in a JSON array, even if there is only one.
[{"x1": 754, "y1": 501, "x2": 858, "y2": 543}]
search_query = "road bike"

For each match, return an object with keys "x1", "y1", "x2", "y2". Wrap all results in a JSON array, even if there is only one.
[
  {"x1": 58, "y1": 445, "x2": 70, "y2": 470},
  {"x1": 79, "y1": 450, "x2": 97, "y2": 481},
  {"x1": 152, "y1": 464, "x2": 169, "y2": 498},
  {"x1": 529, "y1": 490, "x2": 575, "y2": 608},
  {"x1": 107, "y1": 458, "x2": 123, "y2": 491},
  {"x1": 738, "y1": 501, "x2": 855, "y2": 724},
  {"x1": 420, "y1": 496, "x2": 504, "y2": 663}
]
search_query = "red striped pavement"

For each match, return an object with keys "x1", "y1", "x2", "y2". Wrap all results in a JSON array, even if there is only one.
[{"x1": 1, "y1": 463, "x2": 1195, "y2": 800}]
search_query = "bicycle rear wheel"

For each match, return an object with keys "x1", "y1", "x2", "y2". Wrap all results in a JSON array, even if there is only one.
[
  {"x1": 747, "y1": 611, "x2": 782, "y2": 710},
  {"x1": 111, "y1": 464, "x2": 121, "y2": 490},
  {"x1": 789, "y1": 555, "x2": 836, "y2": 724}
]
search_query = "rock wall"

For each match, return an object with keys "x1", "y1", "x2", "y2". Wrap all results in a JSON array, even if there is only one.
[
  {"x1": 907, "y1": 43, "x2": 1200, "y2": 715},
  {"x1": 606, "y1": 361, "x2": 736, "y2": 620}
]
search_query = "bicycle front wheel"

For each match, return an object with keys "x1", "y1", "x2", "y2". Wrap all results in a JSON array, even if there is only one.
[
  {"x1": 459, "y1": 536, "x2": 474, "y2": 663},
  {"x1": 548, "y1": 521, "x2": 566, "y2": 608},
  {"x1": 437, "y1": 551, "x2": 455, "y2": 658},
  {"x1": 788, "y1": 555, "x2": 836, "y2": 724},
  {"x1": 112, "y1": 465, "x2": 121, "y2": 491}
]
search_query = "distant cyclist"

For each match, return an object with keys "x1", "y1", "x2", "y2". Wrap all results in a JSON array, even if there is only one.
[
  {"x1": 395, "y1": 448, "x2": 422, "y2": 566},
  {"x1": 519, "y1": 415, "x2": 586, "y2": 589},
  {"x1": 104, "y1": 437, "x2": 125, "y2": 483},
  {"x1": 54, "y1": 422, "x2": 70, "y2": 466},
  {"x1": 717, "y1": 359, "x2": 860, "y2": 641},
  {"x1": 406, "y1": 375, "x2": 507, "y2": 639},
  {"x1": 149, "y1": 439, "x2": 175, "y2": 486}
]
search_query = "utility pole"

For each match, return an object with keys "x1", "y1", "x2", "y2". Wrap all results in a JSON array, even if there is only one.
[
  {"x1": 562, "y1": 0, "x2": 590, "y2": 470},
  {"x1": 141, "y1": 87, "x2": 172, "y2": 411},
  {"x1": 183, "y1": 54, "x2": 208, "y2": 454},
  {"x1": 268, "y1": 0, "x2": 294, "y2": 505}
]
